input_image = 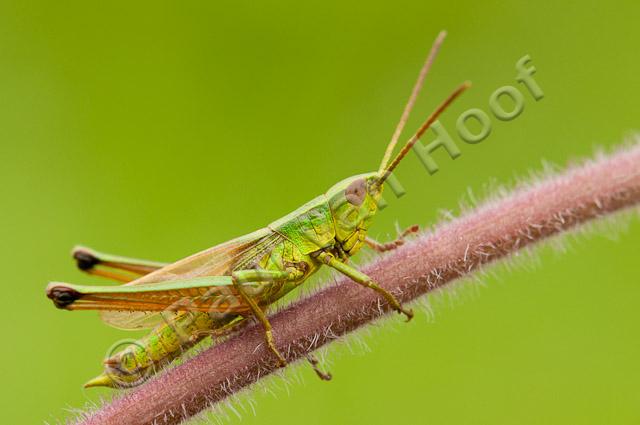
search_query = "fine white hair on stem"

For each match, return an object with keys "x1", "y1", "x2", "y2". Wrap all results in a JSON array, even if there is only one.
[{"x1": 77, "y1": 141, "x2": 640, "y2": 425}]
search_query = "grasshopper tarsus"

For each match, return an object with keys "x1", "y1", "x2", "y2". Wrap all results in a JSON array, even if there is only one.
[
  {"x1": 365, "y1": 224, "x2": 420, "y2": 253},
  {"x1": 401, "y1": 307, "x2": 414, "y2": 322},
  {"x1": 306, "y1": 354, "x2": 332, "y2": 381},
  {"x1": 265, "y1": 330, "x2": 287, "y2": 367},
  {"x1": 402, "y1": 224, "x2": 420, "y2": 237}
]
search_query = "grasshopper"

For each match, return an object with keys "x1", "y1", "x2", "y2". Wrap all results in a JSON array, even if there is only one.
[{"x1": 46, "y1": 31, "x2": 470, "y2": 388}]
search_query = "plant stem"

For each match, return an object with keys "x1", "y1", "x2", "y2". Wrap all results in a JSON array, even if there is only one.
[{"x1": 78, "y1": 143, "x2": 640, "y2": 425}]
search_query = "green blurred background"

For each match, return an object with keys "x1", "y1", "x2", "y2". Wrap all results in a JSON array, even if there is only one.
[{"x1": 1, "y1": 1, "x2": 639, "y2": 423}]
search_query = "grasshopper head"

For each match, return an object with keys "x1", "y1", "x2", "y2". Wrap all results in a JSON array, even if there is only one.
[
  {"x1": 326, "y1": 173, "x2": 384, "y2": 243},
  {"x1": 325, "y1": 34, "x2": 471, "y2": 251}
]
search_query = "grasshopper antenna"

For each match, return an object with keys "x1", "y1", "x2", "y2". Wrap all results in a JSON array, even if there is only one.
[
  {"x1": 378, "y1": 30, "x2": 447, "y2": 174},
  {"x1": 378, "y1": 80, "x2": 471, "y2": 185}
]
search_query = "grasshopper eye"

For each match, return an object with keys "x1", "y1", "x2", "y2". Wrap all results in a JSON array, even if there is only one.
[{"x1": 345, "y1": 178, "x2": 367, "y2": 206}]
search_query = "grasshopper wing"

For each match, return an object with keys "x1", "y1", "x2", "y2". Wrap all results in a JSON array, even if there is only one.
[
  {"x1": 125, "y1": 228, "x2": 281, "y2": 285},
  {"x1": 49, "y1": 228, "x2": 283, "y2": 330},
  {"x1": 103, "y1": 228, "x2": 282, "y2": 329}
]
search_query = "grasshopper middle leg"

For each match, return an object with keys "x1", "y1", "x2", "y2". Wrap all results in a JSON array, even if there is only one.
[
  {"x1": 232, "y1": 268, "x2": 302, "y2": 367},
  {"x1": 306, "y1": 354, "x2": 332, "y2": 381}
]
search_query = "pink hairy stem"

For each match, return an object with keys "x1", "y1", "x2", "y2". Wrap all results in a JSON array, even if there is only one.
[{"x1": 77, "y1": 142, "x2": 640, "y2": 425}]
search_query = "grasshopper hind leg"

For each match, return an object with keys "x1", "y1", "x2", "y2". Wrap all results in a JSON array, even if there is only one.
[{"x1": 70, "y1": 246, "x2": 168, "y2": 283}]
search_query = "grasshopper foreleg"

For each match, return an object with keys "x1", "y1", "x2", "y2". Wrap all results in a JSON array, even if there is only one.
[
  {"x1": 317, "y1": 252, "x2": 413, "y2": 321},
  {"x1": 365, "y1": 224, "x2": 419, "y2": 253}
]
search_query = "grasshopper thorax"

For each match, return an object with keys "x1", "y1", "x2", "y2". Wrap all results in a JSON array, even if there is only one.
[{"x1": 326, "y1": 173, "x2": 383, "y2": 252}]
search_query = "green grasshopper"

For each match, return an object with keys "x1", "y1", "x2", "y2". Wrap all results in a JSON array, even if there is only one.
[{"x1": 46, "y1": 31, "x2": 470, "y2": 388}]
